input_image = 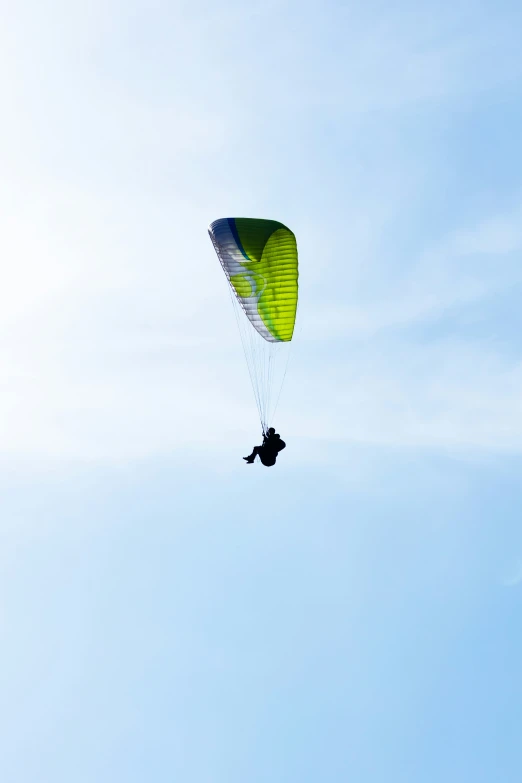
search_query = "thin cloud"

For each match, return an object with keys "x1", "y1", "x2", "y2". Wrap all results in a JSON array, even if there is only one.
[
  {"x1": 503, "y1": 559, "x2": 522, "y2": 587},
  {"x1": 307, "y1": 203, "x2": 522, "y2": 340}
]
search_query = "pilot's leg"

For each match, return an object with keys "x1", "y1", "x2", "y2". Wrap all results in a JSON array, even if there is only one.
[{"x1": 244, "y1": 446, "x2": 262, "y2": 463}]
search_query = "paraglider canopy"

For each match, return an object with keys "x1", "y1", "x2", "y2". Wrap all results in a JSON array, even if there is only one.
[
  {"x1": 209, "y1": 217, "x2": 299, "y2": 433},
  {"x1": 209, "y1": 217, "x2": 298, "y2": 342}
]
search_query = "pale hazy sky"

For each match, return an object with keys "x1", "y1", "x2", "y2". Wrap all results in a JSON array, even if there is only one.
[{"x1": 2, "y1": 1, "x2": 522, "y2": 781}]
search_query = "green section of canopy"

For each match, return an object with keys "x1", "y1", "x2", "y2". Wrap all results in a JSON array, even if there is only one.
[{"x1": 234, "y1": 218, "x2": 285, "y2": 263}]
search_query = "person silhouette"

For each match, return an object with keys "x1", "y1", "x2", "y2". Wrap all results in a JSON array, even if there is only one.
[{"x1": 243, "y1": 427, "x2": 286, "y2": 467}]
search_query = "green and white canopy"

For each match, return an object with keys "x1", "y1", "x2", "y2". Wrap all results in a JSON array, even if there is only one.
[
  {"x1": 209, "y1": 217, "x2": 299, "y2": 434},
  {"x1": 209, "y1": 217, "x2": 298, "y2": 343}
]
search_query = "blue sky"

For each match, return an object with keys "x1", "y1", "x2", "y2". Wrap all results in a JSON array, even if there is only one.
[{"x1": 1, "y1": 0, "x2": 522, "y2": 781}]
